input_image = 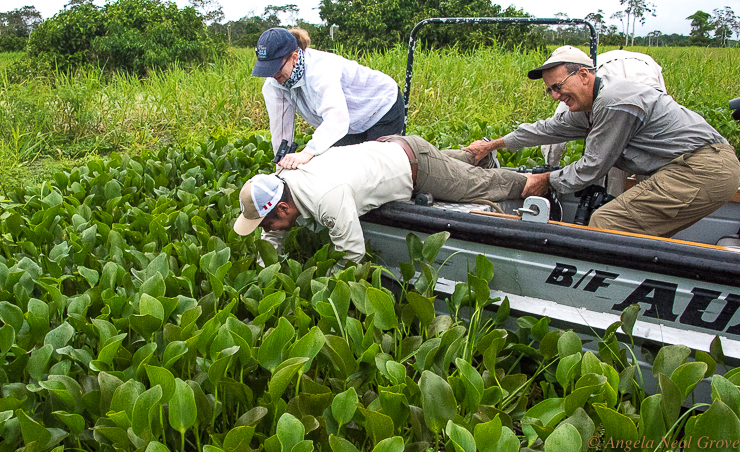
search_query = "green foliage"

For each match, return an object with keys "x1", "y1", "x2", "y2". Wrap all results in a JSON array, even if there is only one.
[
  {"x1": 25, "y1": 0, "x2": 225, "y2": 76},
  {"x1": 315, "y1": 0, "x2": 546, "y2": 52}
]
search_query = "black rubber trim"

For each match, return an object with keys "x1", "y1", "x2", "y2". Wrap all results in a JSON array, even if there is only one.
[{"x1": 361, "y1": 201, "x2": 740, "y2": 287}]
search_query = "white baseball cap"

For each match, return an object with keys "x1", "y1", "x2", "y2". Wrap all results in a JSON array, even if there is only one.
[
  {"x1": 234, "y1": 174, "x2": 284, "y2": 236},
  {"x1": 528, "y1": 46, "x2": 595, "y2": 80}
]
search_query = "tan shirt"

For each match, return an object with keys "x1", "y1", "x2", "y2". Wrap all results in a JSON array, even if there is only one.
[{"x1": 264, "y1": 141, "x2": 413, "y2": 266}]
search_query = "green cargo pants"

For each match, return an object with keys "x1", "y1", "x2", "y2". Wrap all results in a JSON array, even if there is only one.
[
  {"x1": 382, "y1": 135, "x2": 527, "y2": 202},
  {"x1": 590, "y1": 143, "x2": 740, "y2": 237}
]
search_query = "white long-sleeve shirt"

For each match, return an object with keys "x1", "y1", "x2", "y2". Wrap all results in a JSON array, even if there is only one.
[
  {"x1": 262, "y1": 48, "x2": 399, "y2": 157},
  {"x1": 262, "y1": 141, "x2": 413, "y2": 267}
]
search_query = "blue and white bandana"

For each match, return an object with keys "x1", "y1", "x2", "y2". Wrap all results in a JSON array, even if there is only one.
[{"x1": 281, "y1": 49, "x2": 305, "y2": 89}]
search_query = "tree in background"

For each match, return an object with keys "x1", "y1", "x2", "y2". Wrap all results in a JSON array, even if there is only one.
[
  {"x1": 315, "y1": 0, "x2": 545, "y2": 52},
  {"x1": 26, "y1": 0, "x2": 225, "y2": 76},
  {"x1": 208, "y1": 6, "x2": 283, "y2": 48},
  {"x1": 0, "y1": 6, "x2": 42, "y2": 37},
  {"x1": 618, "y1": 0, "x2": 656, "y2": 46},
  {"x1": 646, "y1": 30, "x2": 662, "y2": 46},
  {"x1": 585, "y1": 10, "x2": 607, "y2": 45},
  {"x1": 712, "y1": 6, "x2": 738, "y2": 47},
  {"x1": 189, "y1": 0, "x2": 224, "y2": 24},
  {"x1": 687, "y1": 10, "x2": 714, "y2": 47}
]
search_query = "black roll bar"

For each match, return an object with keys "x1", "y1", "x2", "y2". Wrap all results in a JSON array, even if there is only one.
[{"x1": 402, "y1": 17, "x2": 598, "y2": 134}]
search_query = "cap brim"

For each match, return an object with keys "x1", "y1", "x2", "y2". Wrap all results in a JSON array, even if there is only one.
[
  {"x1": 251, "y1": 58, "x2": 284, "y2": 77},
  {"x1": 234, "y1": 214, "x2": 265, "y2": 236},
  {"x1": 527, "y1": 62, "x2": 567, "y2": 80}
]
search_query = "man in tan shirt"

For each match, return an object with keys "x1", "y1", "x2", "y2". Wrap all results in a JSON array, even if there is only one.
[{"x1": 234, "y1": 135, "x2": 526, "y2": 268}]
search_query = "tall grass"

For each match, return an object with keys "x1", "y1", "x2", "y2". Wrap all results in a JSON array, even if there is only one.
[{"x1": 0, "y1": 45, "x2": 738, "y2": 189}]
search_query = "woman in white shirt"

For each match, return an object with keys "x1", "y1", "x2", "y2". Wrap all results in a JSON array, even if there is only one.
[{"x1": 252, "y1": 27, "x2": 404, "y2": 170}]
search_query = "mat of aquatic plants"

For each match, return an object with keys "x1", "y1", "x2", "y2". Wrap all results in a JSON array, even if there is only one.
[{"x1": 0, "y1": 135, "x2": 738, "y2": 452}]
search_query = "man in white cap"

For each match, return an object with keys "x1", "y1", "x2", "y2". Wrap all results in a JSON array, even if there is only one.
[
  {"x1": 463, "y1": 45, "x2": 740, "y2": 237},
  {"x1": 234, "y1": 135, "x2": 527, "y2": 268}
]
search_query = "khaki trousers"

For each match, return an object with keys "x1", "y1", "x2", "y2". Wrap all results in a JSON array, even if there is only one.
[
  {"x1": 590, "y1": 144, "x2": 740, "y2": 237},
  {"x1": 381, "y1": 135, "x2": 526, "y2": 203}
]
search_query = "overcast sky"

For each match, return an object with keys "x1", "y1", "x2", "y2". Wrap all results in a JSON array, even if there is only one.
[{"x1": 5, "y1": 0, "x2": 737, "y2": 37}]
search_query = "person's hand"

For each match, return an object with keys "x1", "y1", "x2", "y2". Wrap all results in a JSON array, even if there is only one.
[
  {"x1": 521, "y1": 172, "x2": 551, "y2": 198},
  {"x1": 462, "y1": 137, "x2": 504, "y2": 165},
  {"x1": 278, "y1": 151, "x2": 314, "y2": 169}
]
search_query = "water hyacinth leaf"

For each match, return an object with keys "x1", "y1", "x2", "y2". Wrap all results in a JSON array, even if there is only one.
[
  {"x1": 386, "y1": 360, "x2": 407, "y2": 386},
  {"x1": 131, "y1": 385, "x2": 163, "y2": 437},
  {"x1": 475, "y1": 254, "x2": 494, "y2": 283},
  {"x1": 474, "y1": 415, "x2": 502, "y2": 452},
  {"x1": 561, "y1": 408, "x2": 595, "y2": 452},
  {"x1": 491, "y1": 427, "x2": 520, "y2": 452},
  {"x1": 44, "y1": 322, "x2": 74, "y2": 351},
  {"x1": 321, "y1": 334, "x2": 358, "y2": 380},
  {"x1": 258, "y1": 291, "x2": 286, "y2": 315},
  {"x1": 256, "y1": 239, "x2": 279, "y2": 267},
  {"x1": 652, "y1": 344, "x2": 690, "y2": 378},
  {"x1": 406, "y1": 233, "x2": 423, "y2": 261},
  {"x1": 455, "y1": 358, "x2": 483, "y2": 413},
  {"x1": 556, "y1": 353, "x2": 582, "y2": 390},
  {"x1": 557, "y1": 331, "x2": 582, "y2": 357},
  {"x1": 236, "y1": 406, "x2": 269, "y2": 427},
  {"x1": 637, "y1": 395, "x2": 666, "y2": 447},
  {"x1": 28, "y1": 344, "x2": 54, "y2": 381},
  {"x1": 495, "y1": 297, "x2": 510, "y2": 325},
  {"x1": 97, "y1": 333, "x2": 127, "y2": 365},
  {"x1": 684, "y1": 399, "x2": 740, "y2": 450},
  {"x1": 144, "y1": 365, "x2": 176, "y2": 403},
  {"x1": 0, "y1": 324, "x2": 16, "y2": 355},
  {"x1": 619, "y1": 304, "x2": 640, "y2": 339},
  {"x1": 141, "y1": 272, "x2": 166, "y2": 299},
  {"x1": 162, "y1": 341, "x2": 188, "y2": 369},
  {"x1": 531, "y1": 317, "x2": 550, "y2": 342},
  {"x1": 670, "y1": 362, "x2": 707, "y2": 399},
  {"x1": 522, "y1": 398, "x2": 566, "y2": 442},
  {"x1": 277, "y1": 412, "x2": 305, "y2": 452},
  {"x1": 372, "y1": 436, "x2": 404, "y2": 452},
  {"x1": 593, "y1": 403, "x2": 639, "y2": 451},
  {"x1": 446, "y1": 420, "x2": 476, "y2": 452},
  {"x1": 329, "y1": 434, "x2": 360, "y2": 452},
  {"x1": 77, "y1": 266, "x2": 99, "y2": 287},
  {"x1": 53, "y1": 411, "x2": 84, "y2": 436},
  {"x1": 140, "y1": 294, "x2": 165, "y2": 321},
  {"x1": 269, "y1": 357, "x2": 309, "y2": 400},
  {"x1": 360, "y1": 408, "x2": 394, "y2": 446},
  {"x1": 145, "y1": 441, "x2": 170, "y2": 452},
  {"x1": 421, "y1": 231, "x2": 450, "y2": 263},
  {"x1": 168, "y1": 379, "x2": 197, "y2": 434},
  {"x1": 367, "y1": 287, "x2": 398, "y2": 331},
  {"x1": 0, "y1": 301, "x2": 24, "y2": 333},
  {"x1": 695, "y1": 350, "x2": 717, "y2": 378},
  {"x1": 332, "y1": 387, "x2": 358, "y2": 427},
  {"x1": 208, "y1": 345, "x2": 240, "y2": 387},
  {"x1": 406, "y1": 292, "x2": 435, "y2": 328},
  {"x1": 419, "y1": 370, "x2": 456, "y2": 434},
  {"x1": 258, "y1": 317, "x2": 295, "y2": 374},
  {"x1": 544, "y1": 423, "x2": 582, "y2": 452},
  {"x1": 16, "y1": 409, "x2": 52, "y2": 448},
  {"x1": 711, "y1": 375, "x2": 740, "y2": 418},
  {"x1": 330, "y1": 281, "x2": 351, "y2": 326},
  {"x1": 659, "y1": 373, "x2": 682, "y2": 427},
  {"x1": 223, "y1": 425, "x2": 256, "y2": 452},
  {"x1": 288, "y1": 326, "x2": 326, "y2": 373}
]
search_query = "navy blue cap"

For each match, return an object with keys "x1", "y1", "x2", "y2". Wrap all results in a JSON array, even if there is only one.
[{"x1": 252, "y1": 28, "x2": 298, "y2": 77}]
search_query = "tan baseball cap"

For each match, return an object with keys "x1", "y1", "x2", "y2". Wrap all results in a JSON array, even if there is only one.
[
  {"x1": 234, "y1": 174, "x2": 284, "y2": 236},
  {"x1": 528, "y1": 46, "x2": 595, "y2": 80}
]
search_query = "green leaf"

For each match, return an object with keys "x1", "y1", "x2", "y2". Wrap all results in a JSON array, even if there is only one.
[
  {"x1": 28, "y1": 344, "x2": 54, "y2": 381},
  {"x1": 277, "y1": 412, "x2": 305, "y2": 452},
  {"x1": 560, "y1": 408, "x2": 595, "y2": 452},
  {"x1": 366, "y1": 287, "x2": 398, "y2": 331},
  {"x1": 140, "y1": 294, "x2": 165, "y2": 320},
  {"x1": 78, "y1": 266, "x2": 99, "y2": 287},
  {"x1": 208, "y1": 345, "x2": 239, "y2": 387},
  {"x1": 52, "y1": 411, "x2": 84, "y2": 436},
  {"x1": 360, "y1": 408, "x2": 394, "y2": 446},
  {"x1": 695, "y1": 350, "x2": 717, "y2": 378},
  {"x1": 321, "y1": 335, "x2": 358, "y2": 380},
  {"x1": 652, "y1": 344, "x2": 691, "y2": 378},
  {"x1": 637, "y1": 395, "x2": 666, "y2": 447},
  {"x1": 169, "y1": 379, "x2": 197, "y2": 434},
  {"x1": 474, "y1": 415, "x2": 503, "y2": 452},
  {"x1": 145, "y1": 441, "x2": 171, "y2": 452},
  {"x1": 145, "y1": 365, "x2": 176, "y2": 402},
  {"x1": 224, "y1": 425, "x2": 256, "y2": 452},
  {"x1": 659, "y1": 373, "x2": 683, "y2": 427},
  {"x1": 557, "y1": 331, "x2": 582, "y2": 357},
  {"x1": 288, "y1": 326, "x2": 326, "y2": 373},
  {"x1": 711, "y1": 375, "x2": 740, "y2": 418},
  {"x1": 329, "y1": 434, "x2": 360, "y2": 452},
  {"x1": 131, "y1": 385, "x2": 163, "y2": 437},
  {"x1": 446, "y1": 420, "x2": 476, "y2": 452},
  {"x1": 258, "y1": 291, "x2": 286, "y2": 315},
  {"x1": 0, "y1": 301, "x2": 24, "y2": 332},
  {"x1": 269, "y1": 357, "x2": 309, "y2": 400},
  {"x1": 419, "y1": 370, "x2": 456, "y2": 434},
  {"x1": 162, "y1": 341, "x2": 188, "y2": 369},
  {"x1": 619, "y1": 304, "x2": 640, "y2": 339},
  {"x1": 406, "y1": 291, "x2": 435, "y2": 328},
  {"x1": 256, "y1": 239, "x2": 279, "y2": 267},
  {"x1": 406, "y1": 233, "x2": 423, "y2": 261},
  {"x1": 684, "y1": 400, "x2": 740, "y2": 451},
  {"x1": 592, "y1": 403, "x2": 638, "y2": 451},
  {"x1": 474, "y1": 254, "x2": 494, "y2": 283},
  {"x1": 456, "y1": 357, "x2": 484, "y2": 413},
  {"x1": 556, "y1": 353, "x2": 581, "y2": 390},
  {"x1": 670, "y1": 362, "x2": 707, "y2": 399},
  {"x1": 332, "y1": 387, "x2": 358, "y2": 427},
  {"x1": 421, "y1": 231, "x2": 450, "y2": 263},
  {"x1": 44, "y1": 322, "x2": 75, "y2": 350},
  {"x1": 16, "y1": 409, "x2": 52, "y2": 448},
  {"x1": 258, "y1": 317, "x2": 295, "y2": 374},
  {"x1": 544, "y1": 423, "x2": 582, "y2": 452}
]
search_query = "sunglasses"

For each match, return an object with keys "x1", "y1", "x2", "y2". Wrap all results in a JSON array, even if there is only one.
[{"x1": 546, "y1": 70, "x2": 578, "y2": 96}]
